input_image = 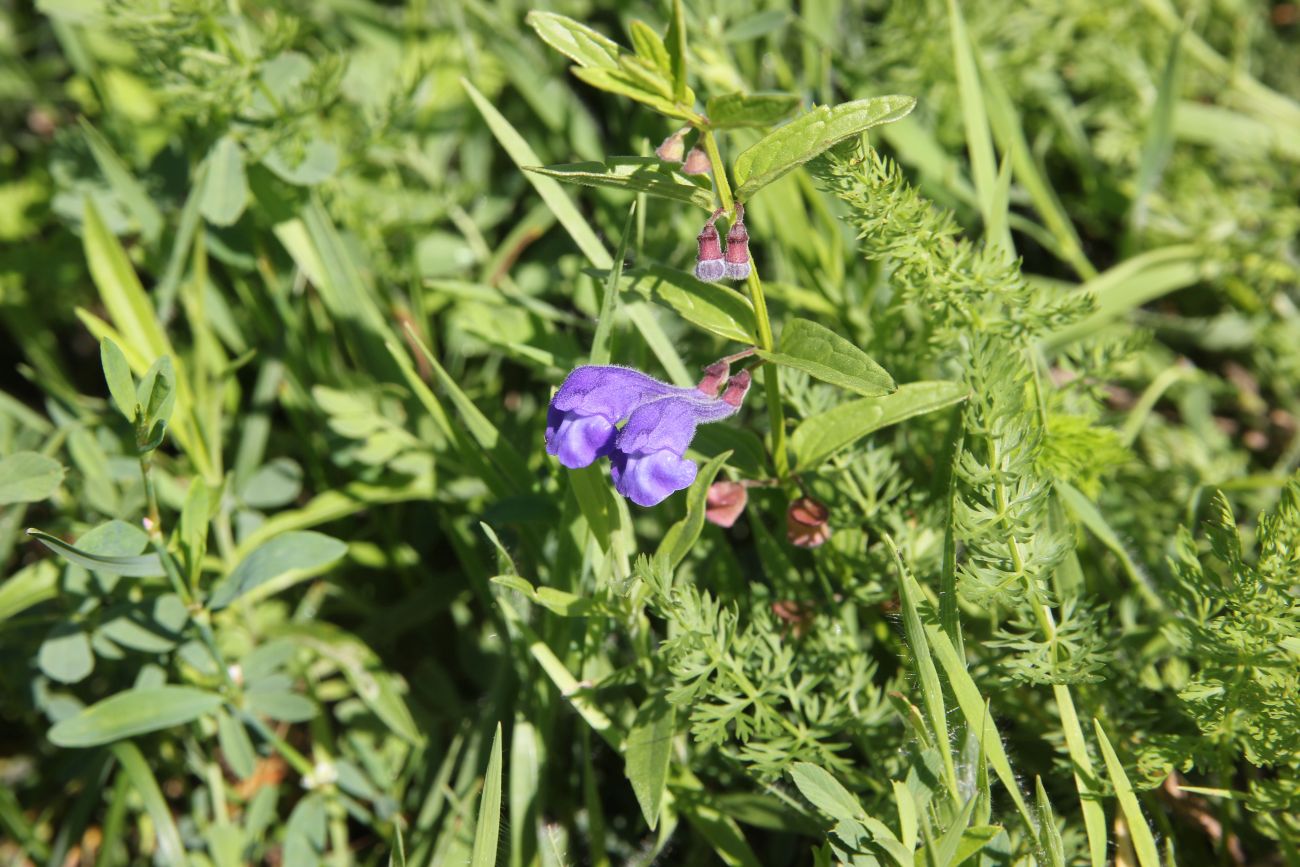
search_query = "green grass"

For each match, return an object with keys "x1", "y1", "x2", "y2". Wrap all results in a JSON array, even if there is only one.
[{"x1": 1, "y1": 0, "x2": 1298, "y2": 864}]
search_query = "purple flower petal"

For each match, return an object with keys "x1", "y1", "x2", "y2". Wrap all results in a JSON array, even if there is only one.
[
  {"x1": 609, "y1": 449, "x2": 698, "y2": 507},
  {"x1": 545, "y1": 409, "x2": 617, "y2": 468},
  {"x1": 551, "y1": 366, "x2": 686, "y2": 423},
  {"x1": 616, "y1": 393, "x2": 740, "y2": 456}
]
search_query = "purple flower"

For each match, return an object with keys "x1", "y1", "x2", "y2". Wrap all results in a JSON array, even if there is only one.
[
  {"x1": 546, "y1": 365, "x2": 751, "y2": 507},
  {"x1": 545, "y1": 366, "x2": 683, "y2": 468}
]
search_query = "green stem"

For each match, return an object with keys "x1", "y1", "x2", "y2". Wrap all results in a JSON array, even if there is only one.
[{"x1": 699, "y1": 129, "x2": 790, "y2": 477}]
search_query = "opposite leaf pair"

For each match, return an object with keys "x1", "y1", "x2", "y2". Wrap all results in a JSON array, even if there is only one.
[
  {"x1": 695, "y1": 204, "x2": 751, "y2": 283},
  {"x1": 545, "y1": 364, "x2": 750, "y2": 506}
]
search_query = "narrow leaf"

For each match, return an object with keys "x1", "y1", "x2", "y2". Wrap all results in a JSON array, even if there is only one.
[
  {"x1": 525, "y1": 158, "x2": 713, "y2": 209},
  {"x1": 591, "y1": 202, "x2": 635, "y2": 365},
  {"x1": 621, "y1": 266, "x2": 757, "y2": 344},
  {"x1": 656, "y1": 451, "x2": 731, "y2": 570},
  {"x1": 1094, "y1": 719, "x2": 1163, "y2": 867},
  {"x1": 526, "y1": 12, "x2": 620, "y2": 69},
  {"x1": 790, "y1": 380, "x2": 967, "y2": 471},
  {"x1": 625, "y1": 693, "x2": 675, "y2": 830},
  {"x1": 49, "y1": 686, "x2": 223, "y2": 747},
  {"x1": 470, "y1": 723, "x2": 505, "y2": 867},
  {"x1": 26, "y1": 529, "x2": 164, "y2": 578},
  {"x1": 100, "y1": 337, "x2": 137, "y2": 420}
]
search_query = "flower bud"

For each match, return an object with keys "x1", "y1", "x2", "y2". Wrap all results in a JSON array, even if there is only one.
[
  {"x1": 705, "y1": 481, "x2": 748, "y2": 528},
  {"x1": 656, "y1": 130, "x2": 686, "y2": 163},
  {"x1": 694, "y1": 217, "x2": 725, "y2": 282},
  {"x1": 725, "y1": 204, "x2": 751, "y2": 281},
  {"x1": 697, "y1": 361, "x2": 729, "y2": 396},
  {"x1": 682, "y1": 146, "x2": 711, "y2": 175},
  {"x1": 786, "y1": 496, "x2": 831, "y2": 548},
  {"x1": 720, "y1": 369, "x2": 751, "y2": 408}
]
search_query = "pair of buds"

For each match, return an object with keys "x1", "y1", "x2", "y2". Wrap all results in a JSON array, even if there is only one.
[{"x1": 695, "y1": 205, "x2": 751, "y2": 283}]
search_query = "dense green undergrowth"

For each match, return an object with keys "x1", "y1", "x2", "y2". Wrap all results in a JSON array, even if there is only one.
[{"x1": 1, "y1": 0, "x2": 1298, "y2": 864}]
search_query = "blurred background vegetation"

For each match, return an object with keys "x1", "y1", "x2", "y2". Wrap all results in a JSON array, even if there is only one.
[{"x1": 1, "y1": 0, "x2": 1298, "y2": 864}]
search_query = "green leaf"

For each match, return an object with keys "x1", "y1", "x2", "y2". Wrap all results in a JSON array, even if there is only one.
[
  {"x1": 625, "y1": 693, "x2": 675, "y2": 831},
  {"x1": 1044, "y1": 245, "x2": 1203, "y2": 349},
  {"x1": 732, "y1": 96, "x2": 915, "y2": 199},
  {"x1": 945, "y1": 0, "x2": 1010, "y2": 257},
  {"x1": 81, "y1": 198, "x2": 172, "y2": 368},
  {"x1": 666, "y1": 0, "x2": 687, "y2": 103},
  {"x1": 951, "y1": 825, "x2": 1003, "y2": 865},
  {"x1": 621, "y1": 265, "x2": 757, "y2": 343},
  {"x1": 0, "y1": 560, "x2": 58, "y2": 623},
  {"x1": 216, "y1": 710, "x2": 257, "y2": 780},
  {"x1": 79, "y1": 119, "x2": 163, "y2": 242},
  {"x1": 208, "y1": 530, "x2": 348, "y2": 610},
  {"x1": 100, "y1": 338, "x2": 137, "y2": 420},
  {"x1": 1094, "y1": 720, "x2": 1163, "y2": 867},
  {"x1": 283, "y1": 792, "x2": 327, "y2": 866},
  {"x1": 591, "y1": 201, "x2": 635, "y2": 365},
  {"x1": 706, "y1": 92, "x2": 801, "y2": 128},
  {"x1": 245, "y1": 688, "x2": 317, "y2": 723},
  {"x1": 1131, "y1": 23, "x2": 1186, "y2": 232},
  {"x1": 471, "y1": 722, "x2": 504, "y2": 867},
  {"x1": 262, "y1": 139, "x2": 338, "y2": 186},
  {"x1": 789, "y1": 763, "x2": 863, "y2": 823},
  {"x1": 756, "y1": 318, "x2": 895, "y2": 398},
  {"x1": 628, "y1": 20, "x2": 670, "y2": 77},
  {"x1": 526, "y1": 158, "x2": 713, "y2": 209},
  {"x1": 1035, "y1": 778, "x2": 1066, "y2": 867},
  {"x1": 526, "y1": 11, "x2": 620, "y2": 69},
  {"x1": 26, "y1": 528, "x2": 164, "y2": 578},
  {"x1": 200, "y1": 136, "x2": 249, "y2": 227},
  {"x1": 887, "y1": 536, "x2": 960, "y2": 801},
  {"x1": 656, "y1": 451, "x2": 731, "y2": 570},
  {"x1": 111, "y1": 742, "x2": 189, "y2": 866},
  {"x1": 38, "y1": 623, "x2": 95, "y2": 684},
  {"x1": 790, "y1": 381, "x2": 967, "y2": 471},
  {"x1": 49, "y1": 686, "x2": 223, "y2": 747},
  {"x1": 136, "y1": 355, "x2": 177, "y2": 432},
  {"x1": 572, "y1": 65, "x2": 694, "y2": 120},
  {"x1": 490, "y1": 575, "x2": 594, "y2": 617},
  {"x1": 0, "y1": 451, "x2": 64, "y2": 505}
]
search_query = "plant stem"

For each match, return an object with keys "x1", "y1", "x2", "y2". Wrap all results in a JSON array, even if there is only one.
[{"x1": 699, "y1": 129, "x2": 790, "y2": 477}]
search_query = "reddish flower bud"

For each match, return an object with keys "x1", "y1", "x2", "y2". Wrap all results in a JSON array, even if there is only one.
[
  {"x1": 705, "y1": 481, "x2": 748, "y2": 528},
  {"x1": 720, "y1": 369, "x2": 751, "y2": 408},
  {"x1": 786, "y1": 496, "x2": 831, "y2": 548},
  {"x1": 725, "y1": 204, "x2": 751, "y2": 281},
  {"x1": 694, "y1": 215, "x2": 725, "y2": 282},
  {"x1": 656, "y1": 130, "x2": 686, "y2": 163},
  {"x1": 682, "y1": 146, "x2": 711, "y2": 175},
  {"x1": 697, "y1": 361, "x2": 730, "y2": 396}
]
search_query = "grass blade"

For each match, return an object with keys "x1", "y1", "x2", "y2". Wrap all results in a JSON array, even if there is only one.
[
  {"x1": 1094, "y1": 719, "x2": 1163, "y2": 867},
  {"x1": 470, "y1": 723, "x2": 504, "y2": 867}
]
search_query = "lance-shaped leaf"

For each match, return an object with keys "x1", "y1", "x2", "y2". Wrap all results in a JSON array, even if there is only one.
[
  {"x1": 756, "y1": 318, "x2": 895, "y2": 398},
  {"x1": 526, "y1": 157, "x2": 713, "y2": 209},
  {"x1": 790, "y1": 381, "x2": 968, "y2": 471},
  {"x1": 27, "y1": 528, "x2": 164, "y2": 578},
  {"x1": 526, "y1": 11, "x2": 620, "y2": 69},
  {"x1": 706, "y1": 92, "x2": 801, "y2": 128},
  {"x1": 49, "y1": 686, "x2": 223, "y2": 747},
  {"x1": 572, "y1": 63, "x2": 696, "y2": 120},
  {"x1": 733, "y1": 95, "x2": 915, "y2": 199},
  {"x1": 620, "y1": 265, "x2": 757, "y2": 343}
]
